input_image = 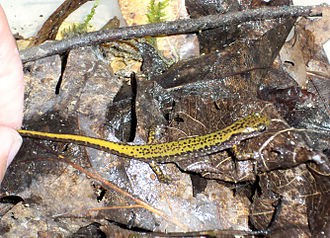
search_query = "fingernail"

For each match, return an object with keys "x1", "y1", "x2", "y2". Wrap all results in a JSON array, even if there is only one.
[{"x1": 6, "y1": 133, "x2": 22, "y2": 168}]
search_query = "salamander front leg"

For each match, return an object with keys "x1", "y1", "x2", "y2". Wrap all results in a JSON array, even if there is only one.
[{"x1": 147, "y1": 129, "x2": 171, "y2": 184}]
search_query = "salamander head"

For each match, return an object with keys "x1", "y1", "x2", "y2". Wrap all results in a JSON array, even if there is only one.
[
  {"x1": 241, "y1": 113, "x2": 270, "y2": 133},
  {"x1": 230, "y1": 113, "x2": 270, "y2": 135}
]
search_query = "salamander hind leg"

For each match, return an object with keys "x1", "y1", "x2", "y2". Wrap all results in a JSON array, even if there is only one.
[
  {"x1": 149, "y1": 160, "x2": 171, "y2": 184},
  {"x1": 147, "y1": 128, "x2": 171, "y2": 183}
]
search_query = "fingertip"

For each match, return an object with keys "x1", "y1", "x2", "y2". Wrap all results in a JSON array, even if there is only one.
[
  {"x1": 6, "y1": 129, "x2": 22, "y2": 167},
  {"x1": 0, "y1": 5, "x2": 24, "y2": 129},
  {"x1": 0, "y1": 126, "x2": 22, "y2": 183}
]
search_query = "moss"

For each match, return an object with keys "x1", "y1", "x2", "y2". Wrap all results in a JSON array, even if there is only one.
[
  {"x1": 145, "y1": 0, "x2": 169, "y2": 47},
  {"x1": 60, "y1": 0, "x2": 99, "y2": 38},
  {"x1": 146, "y1": 0, "x2": 169, "y2": 24}
]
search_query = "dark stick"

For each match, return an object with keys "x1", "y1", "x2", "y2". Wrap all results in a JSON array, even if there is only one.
[
  {"x1": 20, "y1": 5, "x2": 320, "y2": 63},
  {"x1": 29, "y1": 0, "x2": 92, "y2": 46}
]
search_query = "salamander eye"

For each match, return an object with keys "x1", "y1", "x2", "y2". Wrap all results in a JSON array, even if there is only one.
[{"x1": 257, "y1": 124, "x2": 266, "y2": 131}]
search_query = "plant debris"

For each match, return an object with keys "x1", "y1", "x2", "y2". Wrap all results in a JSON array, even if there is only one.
[{"x1": 1, "y1": 2, "x2": 329, "y2": 237}]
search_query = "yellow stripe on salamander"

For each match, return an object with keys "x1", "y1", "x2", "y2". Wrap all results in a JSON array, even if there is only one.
[{"x1": 18, "y1": 113, "x2": 270, "y2": 161}]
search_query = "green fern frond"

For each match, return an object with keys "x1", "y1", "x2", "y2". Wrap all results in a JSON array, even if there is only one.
[
  {"x1": 146, "y1": 0, "x2": 169, "y2": 47},
  {"x1": 81, "y1": 0, "x2": 99, "y2": 31},
  {"x1": 61, "y1": 0, "x2": 99, "y2": 38},
  {"x1": 146, "y1": 0, "x2": 169, "y2": 24}
]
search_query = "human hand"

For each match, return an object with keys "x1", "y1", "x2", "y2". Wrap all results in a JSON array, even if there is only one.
[{"x1": 0, "y1": 5, "x2": 24, "y2": 183}]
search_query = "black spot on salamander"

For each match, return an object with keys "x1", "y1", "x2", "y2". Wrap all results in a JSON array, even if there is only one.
[
  {"x1": 216, "y1": 134, "x2": 225, "y2": 140},
  {"x1": 143, "y1": 148, "x2": 151, "y2": 154},
  {"x1": 191, "y1": 138, "x2": 199, "y2": 145},
  {"x1": 232, "y1": 122, "x2": 242, "y2": 131},
  {"x1": 203, "y1": 145, "x2": 210, "y2": 150},
  {"x1": 205, "y1": 137, "x2": 213, "y2": 142},
  {"x1": 166, "y1": 143, "x2": 173, "y2": 149}
]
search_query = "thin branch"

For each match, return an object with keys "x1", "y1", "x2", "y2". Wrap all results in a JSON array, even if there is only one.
[
  {"x1": 29, "y1": 0, "x2": 92, "y2": 46},
  {"x1": 56, "y1": 155, "x2": 189, "y2": 231},
  {"x1": 20, "y1": 5, "x2": 321, "y2": 63}
]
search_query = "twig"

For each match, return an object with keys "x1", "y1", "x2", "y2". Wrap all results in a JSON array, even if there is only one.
[
  {"x1": 56, "y1": 155, "x2": 189, "y2": 231},
  {"x1": 258, "y1": 126, "x2": 326, "y2": 170},
  {"x1": 20, "y1": 5, "x2": 321, "y2": 63},
  {"x1": 29, "y1": 0, "x2": 92, "y2": 46},
  {"x1": 87, "y1": 204, "x2": 144, "y2": 212}
]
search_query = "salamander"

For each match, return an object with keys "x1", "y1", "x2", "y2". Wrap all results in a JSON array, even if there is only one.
[{"x1": 18, "y1": 113, "x2": 270, "y2": 163}]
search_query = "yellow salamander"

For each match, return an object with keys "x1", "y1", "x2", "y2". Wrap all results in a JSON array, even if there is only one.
[{"x1": 18, "y1": 113, "x2": 270, "y2": 163}]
